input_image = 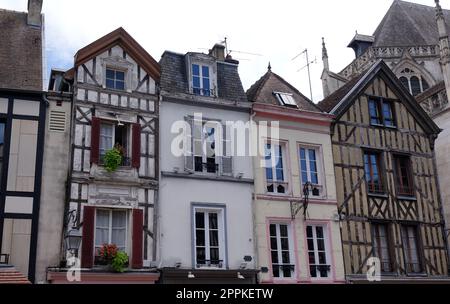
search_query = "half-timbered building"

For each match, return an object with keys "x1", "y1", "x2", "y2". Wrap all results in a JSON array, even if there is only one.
[
  {"x1": 47, "y1": 28, "x2": 161, "y2": 283},
  {"x1": 247, "y1": 67, "x2": 346, "y2": 284},
  {"x1": 318, "y1": 59, "x2": 449, "y2": 282}
]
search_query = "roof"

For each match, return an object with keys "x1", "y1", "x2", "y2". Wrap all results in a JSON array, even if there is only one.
[
  {"x1": 373, "y1": 0, "x2": 450, "y2": 47},
  {"x1": 0, "y1": 266, "x2": 31, "y2": 284},
  {"x1": 348, "y1": 33, "x2": 375, "y2": 47},
  {"x1": 416, "y1": 81, "x2": 446, "y2": 103},
  {"x1": 246, "y1": 69, "x2": 321, "y2": 112},
  {"x1": 0, "y1": 8, "x2": 43, "y2": 91},
  {"x1": 75, "y1": 27, "x2": 160, "y2": 82},
  {"x1": 318, "y1": 59, "x2": 441, "y2": 135},
  {"x1": 159, "y1": 51, "x2": 248, "y2": 103}
]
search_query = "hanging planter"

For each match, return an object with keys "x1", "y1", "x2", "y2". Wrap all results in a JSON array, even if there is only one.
[{"x1": 104, "y1": 148, "x2": 123, "y2": 172}]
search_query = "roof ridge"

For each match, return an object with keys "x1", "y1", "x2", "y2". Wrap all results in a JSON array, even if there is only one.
[{"x1": 246, "y1": 71, "x2": 271, "y2": 102}]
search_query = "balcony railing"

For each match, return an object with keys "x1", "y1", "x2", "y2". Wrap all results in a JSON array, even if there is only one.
[
  {"x1": 99, "y1": 155, "x2": 131, "y2": 167},
  {"x1": 196, "y1": 259, "x2": 224, "y2": 268}
]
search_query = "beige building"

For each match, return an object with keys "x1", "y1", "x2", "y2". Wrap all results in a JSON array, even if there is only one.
[{"x1": 247, "y1": 68, "x2": 345, "y2": 284}]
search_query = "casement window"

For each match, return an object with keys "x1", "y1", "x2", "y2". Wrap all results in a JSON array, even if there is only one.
[
  {"x1": 372, "y1": 223, "x2": 394, "y2": 273},
  {"x1": 274, "y1": 92, "x2": 298, "y2": 108},
  {"x1": 95, "y1": 209, "x2": 128, "y2": 254},
  {"x1": 299, "y1": 146, "x2": 323, "y2": 197},
  {"x1": 306, "y1": 225, "x2": 331, "y2": 279},
  {"x1": 269, "y1": 223, "x2": 295, "y2": 279},
  {"x1": 393, "y1": 155, "x2": 414, "y2": 197},
  {"x1": 91, "y1": 117, "x2": 141, "y2": 169},
  {"x1": 0, "y1": 119, "x2": 5, "y2": 185},
  {"x1": 399, "y1": 68, "x2": 430, "y2": 96},
  {"x1": 99, "y1": 123, "x2": 131, "y2": 166},
  {"x1": 194, "y1": 208, "x2": 226, "y2": 269},
  {"x1": 185, "y1": 119, "x2": 232, "y2": 176},
  {"x1": 106, "y1": 68, "x2": 126, "y2": 91},
  {"x1": 192, "y1": 64, "x2": 212, "y2": 96},
  {"x1": 265, "y1": 143, "x2": 288, "y2": 194},
  {"x1": 369, "y1": 98, "x2": 395, "y2": 127},
  {"x1": 81, "y1": 206, "x2": 144, "y2": 269},
  {"x1": 364, "y1": 151, "x2": 385, "y2": 194},
  {"x1": 401, "y1": 225, "x2": 423, "y2": 274}
]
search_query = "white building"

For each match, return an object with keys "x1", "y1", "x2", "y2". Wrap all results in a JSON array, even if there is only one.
[{"x1": 158, "y1": 45, "x2": 258, "y2": 283}]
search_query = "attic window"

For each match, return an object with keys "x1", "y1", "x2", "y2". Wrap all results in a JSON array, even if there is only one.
[{"x1": 274, "y1": 92, "x2": 298, "y2": 108}]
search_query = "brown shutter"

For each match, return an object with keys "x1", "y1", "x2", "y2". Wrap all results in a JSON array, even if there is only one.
[
  {"x1": 91, "y1": 117, "x2": 100, "y2": 164},
  {"x1": 81, "y1": 206, "x2": 95, "y2": 268},
  {"x1": 131, "y1": 209, "x2": 144, "y2": 269},
  {"x1": 132, "y1": 123, "x2": 141, "y2": 168}
]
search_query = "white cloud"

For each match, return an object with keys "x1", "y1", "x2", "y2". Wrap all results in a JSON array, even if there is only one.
[{"x1": 0, "y1": 0, "x2": 439, "y2": 101}]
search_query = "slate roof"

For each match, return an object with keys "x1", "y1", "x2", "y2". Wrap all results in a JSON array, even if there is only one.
[
  {"x1": 246, "y1": 70, "x2": 321, "y2": 112},
  {"x1": 0, "y1": 8, "x2": 43, "y2": 91},
  {"x1": 373, "y1": 0, "x2": 450, "y2": 47},
  {"x1": 159, "y1": 51, "x2": 248, "y2": 103},
  {"x1": 317, "y1": 74, "x2": 364, "y2": 113}
]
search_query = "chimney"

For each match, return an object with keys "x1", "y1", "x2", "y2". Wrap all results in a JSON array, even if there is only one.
[
  {"x1": 209, "y1": 44, "x2": 226, "y2": 61},
  {"x1": 27, "y1": 0, "x2": 43, "y2": 27}
]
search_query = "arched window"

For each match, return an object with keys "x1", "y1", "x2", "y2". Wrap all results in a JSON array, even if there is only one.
[{"x1": 398, "y1": 68, "x2": 431, "y2": 96}]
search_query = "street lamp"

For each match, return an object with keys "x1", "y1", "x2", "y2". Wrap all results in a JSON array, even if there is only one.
[{"x1": 64, "y1": 229, "x2": 82, "y2": 257}]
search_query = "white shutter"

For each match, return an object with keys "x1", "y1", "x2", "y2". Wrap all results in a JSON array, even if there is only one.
[
  {"x1": 221, "y1": 123, "x2": 233, "y2": 176},
  {"x1": 184, "y1": 118, "x2": 194, "y2": 172}
]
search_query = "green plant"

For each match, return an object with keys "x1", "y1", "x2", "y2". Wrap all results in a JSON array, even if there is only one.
[
  {"x1": 111, "y1": 251, "x2": 129, "y2": 273},
  {"x1": 104, "y1": 148, "x2": 123, "y2": 172}
]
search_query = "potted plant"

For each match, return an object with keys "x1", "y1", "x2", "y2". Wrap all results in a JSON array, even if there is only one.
[
  {"x1": 95, "y1": 244, "x2": 129, "y2": 273},
  {"x1": 104, "y1": 148, "x2": 123, "y2": 172}
]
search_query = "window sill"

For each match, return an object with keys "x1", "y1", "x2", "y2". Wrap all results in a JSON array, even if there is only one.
[
  {"x1": 368, "y1": 192, "x2": 389, "y2": 199},
  {"x1": 396, "y1": 195, "x2": 417, "y2": 201},
  {"x1": 370, "y1": 123, "x2": 397, "y2": 130}
]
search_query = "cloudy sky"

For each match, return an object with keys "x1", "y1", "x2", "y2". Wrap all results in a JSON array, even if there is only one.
[{"x1": 0, "y1": 0, "x2": 439, "y2": 101}]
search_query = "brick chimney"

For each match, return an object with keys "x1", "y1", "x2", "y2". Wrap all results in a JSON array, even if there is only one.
[
  {"x1": 27, "y1": 0, "x2": 43, "y2": 27},
  {"x1": 209, "y1": 44, "x2": 226, "y2": 61}
]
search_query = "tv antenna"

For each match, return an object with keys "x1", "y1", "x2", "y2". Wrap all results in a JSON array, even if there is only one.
[
  {"x1": 222, "y1": 37, "x2": 263, "y2": 58},
  {"x1": 292, "y1": 48, "x2": 316, "y2": 101}
]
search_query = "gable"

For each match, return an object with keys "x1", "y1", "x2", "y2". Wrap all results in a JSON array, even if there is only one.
[{"x1": 75, "y1": 27, "x2": 160, "y2": 82}]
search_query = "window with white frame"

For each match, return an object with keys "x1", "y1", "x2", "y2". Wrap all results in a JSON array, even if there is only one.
[
  {"x1": 274, "y1": 92, "x2": 298, "y2": 108},
  {"x1": 265, "y1": 143, "x2": 288, "y2": 194},
  {"x1": 299, "y1": 146, "x2": 323, "y2": 197},
  {"x1": 269, "y1": 223, "x2": 295, "y2": 279},
  {"x1": 192, "y1": 64, "x2": 212, "y2": 96},
  {"x1": 306, "y1": 225, "x2": 331, "y2": 279},
  {"x1": 99, "y1": 122, "x2": 131, "y2": 166},
  {"x1": 95, "y1": 209, "x2": 128, "y2": 255},
  {"x1": 194, "y1": 207, "x2": 226, "y2": 268},
  {"x1": 106, "y1": 68, "x2": 126, "y2": 91}
]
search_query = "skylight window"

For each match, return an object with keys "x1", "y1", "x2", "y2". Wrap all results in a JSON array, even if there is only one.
[{"x1": 274, "y1": 92, "x2": 298, "y2": 108}]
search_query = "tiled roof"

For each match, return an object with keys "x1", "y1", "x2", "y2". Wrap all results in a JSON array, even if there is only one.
[
  {"x1": 0, "y1": 266, "x2": 31, "y2": 284},
  {"x1": 246, "y1": 70, "x2": 321, "y2": 112},
  {"x1": 373, "y1": 0, "x2": 450, "y2": 47},
  {"x1": 317, "y1": 74, "x2": 364, "y2": 113},
  {"x1": 159, "y1": 51, "x2": 248, "y2": 103},
  {"x1": 0, "y1": 8, "x2": 43, "y2": 91}
]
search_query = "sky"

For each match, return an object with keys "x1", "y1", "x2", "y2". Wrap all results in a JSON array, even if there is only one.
[{"x1": 0, "y1": 0, "x2": 440, "y2": 102}]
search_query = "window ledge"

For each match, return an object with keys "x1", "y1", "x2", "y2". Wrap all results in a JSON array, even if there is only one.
[
  {"x1": 161, "y1": 171, "x2": 254, "y2": 184},
  {"x1": 396, "y1": 195, "x2": 417, "y2": 201},
  {"x1": 368, "y1": 193, "x2": 389, "y2": 199}
]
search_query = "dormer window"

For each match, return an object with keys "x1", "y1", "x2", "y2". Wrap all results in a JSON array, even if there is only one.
[
  {"x1": 192, "y1": 64, "x2": 211, "y2": 96},
  {"x1": 106, "y1": 68, "x2": 125, "y2": 91},
  {"x1": 274, "y1": 92, "x2": 298, "y2": 108}
]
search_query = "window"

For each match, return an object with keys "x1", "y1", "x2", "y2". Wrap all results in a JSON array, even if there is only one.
[
  {"x1": 274, "y1": 92, "x2": 298, "y2": 108},
  {"x1": 394, "y1": 155, "x2": 414, "y2": 197},
  {"x1": 265, "y1": 143, "x2": 288, "y2": 194},
  {"x1": 0, "y1": 119, "x2": 5, "y2": 186},
  {"x1": 364, "y1": 151, "x2": 384, "y2": 194},
  {"x1": 106, "y1": 68, "x2": 125, "y2": 91},
  {"x1": 194, "y1": 208, "x2": 225, "y2": 268},
  {"x1": 270, "y1": 223, "x2": 295, "y2": 279},
  {"x1": 399, "y1": 68, "x2": 430, "y2": 96},
  {"x1": 369, "y1": 98, "x2": 395, "y2": 127},
  {"x1": 307, "y1": 225, "x2": 331, "y2": 279},
  {"x1": 99, "y1": 123, "x2": 130, "y2": 167},
  {"x1": 299, "y1": 146, "x2": 323, "y2": 197},
  {"x1": 192, "y1": 64, "x2": 211, "y2": 96},
  {"x1": 193, "y1": 121, "x2": 219, "y2": 174},
  {"x1": 95, "y1": 209, "x2": 128, "y2": 255},
  {"x1": 401, "y1": 225, "x2": 423, "y2": 274},
  {"x1": 372, "y1": 223, "x2": 394, "y2": 273}
]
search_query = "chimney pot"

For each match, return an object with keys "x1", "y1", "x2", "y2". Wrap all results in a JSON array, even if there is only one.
[{"x1": 27, "y1": 0, "x2": 43, "y2": 27}]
